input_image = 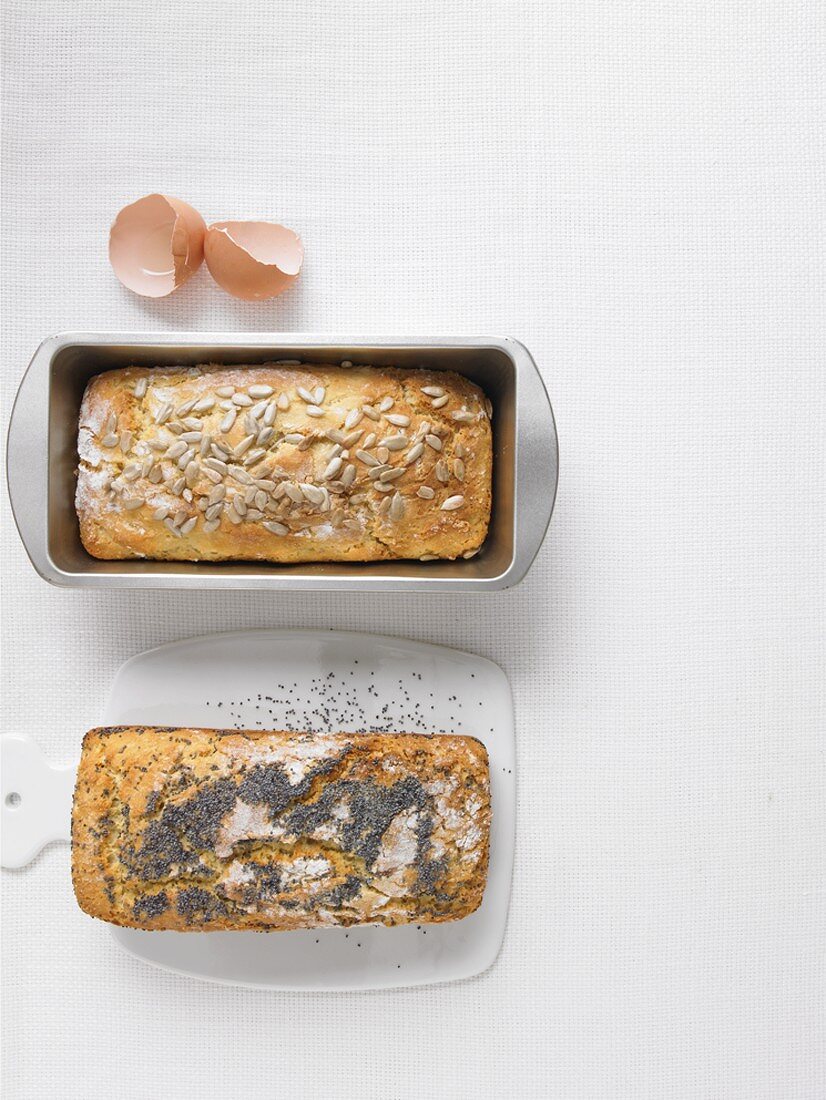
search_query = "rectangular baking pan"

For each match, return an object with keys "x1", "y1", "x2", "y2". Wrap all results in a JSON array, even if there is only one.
[{"x1": 7, "y1": 334, "x2": 557, "y2": 591}]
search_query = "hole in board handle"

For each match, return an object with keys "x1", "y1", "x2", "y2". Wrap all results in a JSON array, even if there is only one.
[{"x1": 5, "y1": 792, "x2": 22, "y2": 809}]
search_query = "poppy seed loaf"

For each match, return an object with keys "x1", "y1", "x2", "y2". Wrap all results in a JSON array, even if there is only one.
[{"x1": 71, "y1": 726, "x2": 491, "y2": 931}]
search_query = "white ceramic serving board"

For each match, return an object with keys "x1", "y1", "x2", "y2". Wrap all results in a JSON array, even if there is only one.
[{"x1": 1, "y1": 630, "x2": 515, "y2": 991}]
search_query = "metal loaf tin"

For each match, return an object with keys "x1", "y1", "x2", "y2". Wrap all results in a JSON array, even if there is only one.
[{"x1": 7, "y1": 334, "x2": 558, "y2": 591}]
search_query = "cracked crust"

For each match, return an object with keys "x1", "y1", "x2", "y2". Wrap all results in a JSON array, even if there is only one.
[
  {"x1": 76, "y1": 363, "x2": 492, "y2": 562},
  {"x1": 72, "y1": 727, "x2": 491, "y2": 931}
]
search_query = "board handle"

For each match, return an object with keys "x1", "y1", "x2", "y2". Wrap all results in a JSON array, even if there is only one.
[{"x1": 1, "y1": 735, "x2": 76, "y2": 868}]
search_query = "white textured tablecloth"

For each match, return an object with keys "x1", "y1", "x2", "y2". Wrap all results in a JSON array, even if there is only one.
[{"x1": 2, "y1": 2, "x2": 824, "y2": 1097}]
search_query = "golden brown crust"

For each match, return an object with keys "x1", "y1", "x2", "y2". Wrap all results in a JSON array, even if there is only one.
[
  {"x1": 72, "y1": 727, "x2": 491, "y2": 932},
  {"x1": 76, "y1": 363, "x2": 492, "y2": 562}
]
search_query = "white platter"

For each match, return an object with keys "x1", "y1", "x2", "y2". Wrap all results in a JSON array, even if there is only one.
[{"x1": 2, "y1": 630, "x2": 515, "y2": 990}]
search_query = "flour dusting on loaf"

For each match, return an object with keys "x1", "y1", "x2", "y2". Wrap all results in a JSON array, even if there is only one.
[
  {"x1": 75, "y1": 363, "x2": 492, "y2": 562},
  {"x1": 71, "y1": 727, "x2": 491, "y2": 931}
]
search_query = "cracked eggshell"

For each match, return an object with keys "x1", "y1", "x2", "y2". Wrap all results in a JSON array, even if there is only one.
[
  {"x1": 109, "y1": 193, "x2": 206, "y2": 297},
  {"x1": 204, "y1": 220, "x2": 304, "y2": 300}
]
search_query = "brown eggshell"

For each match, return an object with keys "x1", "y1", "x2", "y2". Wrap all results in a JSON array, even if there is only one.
[
  {"x1": 109, "y1": 194, "x2": 206, "y2": 297},
  {"x1": 204, "y1": 221, "x2": 304, "y2": 300}
]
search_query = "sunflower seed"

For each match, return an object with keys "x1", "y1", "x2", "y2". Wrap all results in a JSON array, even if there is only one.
[
  {"x1": 277, "y1": 393, "x2": 290, "y2": 410},
  {"x1": 147, "y1": 438, "x2": 167, "y2": 452},
  {"x1": 436, "y1": 460, "x2": 450, "y2": 483},
  {"x1": 405, "y1": 442, "x2": 424, "y2": 464},
  {"x1": 300, "y1": 484, "x2": 325, "y2": 505},
  {"x1": 379, "y1": 434, "x2": 408, "y2": 451},
  {"x1": 122, "y1": 464, "x2": 141, "y2": 481},
  {"x1": 231, "y1": 493, "x2": 246, "y2": 515},
  {"x1": 244, "y1": 412, "x2": 257, "y2": 435},
  {"x1": 203, "y1": 519, "x2": 221, "y2": 533},
  {"x1": 208, "y1": 484, "x2": 226, "y2": 504},
  {"x1": 297, "y1": 435, "x2": 315, "y2": 451},
  {"x1": 425, "y1": 434, "x2": 442, "y2": 451},
  {"x1": 381, "y1": 468, "x2": 405, "y2": 483},
  {"x1": 431, "y1": 394, "x2": 449, "y2": 409},
  {"x1": 134, "y1": 377, "x2": 148, "y2": 399},
  {"x1": 105, "y1": 412, "x2": 118, "y2": 433},
  {"x1": 256, "y1": 426, "x2": 275, "y2": 447},
  {"x1": 326, "y1": 428, "x2": 346, "y2": 444},
  {"x1": 139, "y1": 456, "x2": 152, "y2": 477},
  {"x1": 463, "y1": 548, "x2": 480, "y2": 559},
  {"x1": 232, "y1": 393, "x2": 253, "y2": 407},
  {"x1": 233, "y1": 434, "x2": 255, "y2": 458},
  {"x1": 485, "y1": 398, "x2": 493, "y2": 419},
  {"x1": 220, "y1": 409, "x2": 236, "y2": 433},
  {"x1": 194, "y1": 396, "x2": 215, "y2": 413},
  {"x1": 272, "y1": 482, "x2": 287, "y2": 500},
  {"x1": 181, "y1": 431, "x2": 202, "y2": 443},
  {"x1": 374, "y1": 481, "x2": 394, "y2": 493},
  {"x1": 177, "y1": 448, "x2": 195, "y2": 470},
  {"x1": 166, "y1": 440, "x2": 188, "y2": 460},
  {"x1": 344, "y1": 408, "x2": 363, "y2": 430},
  {"x1": 280, "y1": 433, "x2": 302, "y2": 446},
  {"x1": 385, "y1": 413, "x2": 410, "y2": 427},
  {"x1": 455, "y1": 442, "x2": 467, "y2": 458},
  {"x1": 285, "y1": 484, "x2": 304, "y2": 504},
  {"x1": 164, "y1": 518, "x2": 183, "y2": 537},
  {"x1": 167, "y1": 422, "x2": 184, "y2": 435},
  {"x1": 389, "y1": 491, "x2": 405, "y2": 520},
  {"x1": 101, "y1": 433, "x2": 119, "y2": 448},
  {"x1": 170, "y1": 476, "x2": 186, "y2": 496},
  {"x1": 180, "y1": 516, "x2": 197, "y2": 535},
  {"x1": 417, "y1": 485, "x2": 435, "y2": 499},
  {"x1": 341, "y1": 463, "x2": 357, "y2": 488},
  {"x1": 323, "y1": 456, "x2": 343, "y2": 480},
  {"x1": 216, "y1": 385, "x2": 235, "y2": 397},
  {"x1": 419, "y1": 420, "x2": 431, "y2": 436},
  {"x1": 262, "y1": 520, "x2": 288, "y2": 536},
  {"x1": 262, "y1": 401, "x2": 277, "y2": 426},
  {"x1": 118, "y1": 429, "x2": 133, "y2": 453},
  {"x1": 228, "y1": 465, "x2": 252, "y2": 485},
  {"x1": 361, "y1": 405, "x2": 380, "y2": 421},
  {"x1": 205, "y1": 502, "x2": 223, "y2": 521},
  {"x1": 122, "y1": 497, "x2": 143, "y2": 510},
  {"x1": 204, "y1": 458, "x2": 227, "y2": 475},
  {"x1": 154, "y1": 402, "x2": 173, "y2": 425},
  {"x1": 249, "y1": 384, "x2": 274, "y2": 399},
  {"x1": 253, "y1": 490, "x2": 267, "y2": 510},
  {"x1": 362, "y1": 432, "x2": 377, "y2": 449},
  {"x1": 246, "y1": 509, "x2": 263, "y2": 521},
  {"x1": 176, "y1": 399, "x2": 197, "y2": 417},
  {"x1": 255, "y1": 479, "x2": 276, "y2": 491},
  {"x1": 342, "y1": 518, "x2": 361, "y2": 532},
  {"x1": 376, "y1": 446, "x2": 389, "y2": 463},
  {"x1": 182, "y1": 488, "x2": 193, "y2": 503},
  {"x1": 201, "y1": 466, "x2": 220, "y2": 484},
  {"x1": 306, "y1": 405, "x2": 324, "y2": 417},
  {"x1": 452, "y1": 410, "x2": 474, "y2": 423},
  {"x1": 441, "y1": 494, "x2": 464, "y2": 510},
  {"x1": 378, "y1": 496, "x2": 392, "y2": 515},
  {"x1": 226, "y1": 505, "x2": 242, "y2": 525},
  {"x1": 197, "y1": 497, "x2": 208, "y2": 511},
  {"x1": 244, "y1": 485, "x2": 257, "y2": 505},
  {"x1": 147, "y1": 465, "x2": 162, "y2": 484},
  {"x1": 341, "y1": 429, "x2": 363, "y2": 449},
  {"x1": 219, "y1": 400, "x2": 233, "y2": 410},
  {"x1": 297, "y1": 386, "x2": 315, "y2": 403},
  {"x1": 421, "y1": 385, "x2": 445, "y2": 398},
  {"x1": 313, "y1": 386, "x2": 325, "y2": 404},
  {"x1": 368, "y1": 465, "x2": 391, "y2": 480},
  {"x1": 329, "y1": 443, "x2": 343, "y2": 458},
  {"x1": 453, "y1": 458, "x2": 465, "y2": 481},
  {"x1": 152, "y1": 505, "x2": 169, "y2": 521},
  {"x1": 211, "y1": 441, "x2": 230, "y2": 457},
  {"x1": 379, "y1": 396, "x2": 394, "y2": 412},
  {"x1": 419, "y1": 554, "x2": 438, "y2": 561},
  {"x1": 355, "y1": 449, "x2": 381, "y2": 467}
]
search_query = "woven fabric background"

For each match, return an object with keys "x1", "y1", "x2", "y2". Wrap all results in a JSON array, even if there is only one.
[{"x1": 2, "y1": 2, "x2": 824, "y2": 1097}]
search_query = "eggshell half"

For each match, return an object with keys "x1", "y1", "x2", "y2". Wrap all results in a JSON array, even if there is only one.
[
  {"x1": 204, "y1": 221, "x2": 304, "y2": 300},
  {"x1": 109, "y1": 194, "x2": 206, "y2": 297}
]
